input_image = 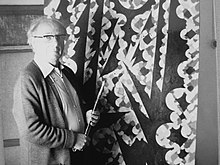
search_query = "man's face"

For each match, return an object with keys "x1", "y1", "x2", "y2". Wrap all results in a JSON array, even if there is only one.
[{"x1": 31, "y1": 21, "x2": 67, "y2": 66}]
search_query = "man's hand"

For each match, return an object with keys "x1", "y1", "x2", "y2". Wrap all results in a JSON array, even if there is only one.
[
  {"x1": 72, "y1": 133, "x2": 89, "y2": 151},
  {"x1": 86, "y1": 110, "x2": 100, "y2": 126}
]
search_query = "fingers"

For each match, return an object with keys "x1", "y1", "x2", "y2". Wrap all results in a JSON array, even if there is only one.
[
  {"x1": 72, "y1": 133, "x2": 88, "y2": 152},
  {"x1": 92, "y1": 110, "x2": 100, "y2": 116},
  {"x1": 86, "y1": 110, "x2": 100, "y2": 126},
  {"x1": 90, "y1": 111, "x2": 100, "y2": 126},
  {"x1": 85, "y1": 136, "x2": 90, "y2": 146}
]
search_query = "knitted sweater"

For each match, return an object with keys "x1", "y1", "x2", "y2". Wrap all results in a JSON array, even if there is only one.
[{"x1": 12, "y1": 61, "x2": 85, "y2": 165}]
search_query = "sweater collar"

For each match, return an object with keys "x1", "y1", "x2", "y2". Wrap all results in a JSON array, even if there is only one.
[{"x1": 34, "y1": 57, "x2": 63, "y2": 78}]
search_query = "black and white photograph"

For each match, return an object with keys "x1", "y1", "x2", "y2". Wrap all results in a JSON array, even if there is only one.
[{"x1": 0, "y1": 0, "x2": 219, "y2": 165}]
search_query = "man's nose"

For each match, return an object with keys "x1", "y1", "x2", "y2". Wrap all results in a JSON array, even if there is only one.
[
  {"x1": 54, "y1": 35, "x2": 62, "y2": 41},
  {"x1": 50, "y1": 36, "x2": 63, "y2": 45},
  {"x1": 51, "y1": 36, "x2": 59, "y2": 42}
]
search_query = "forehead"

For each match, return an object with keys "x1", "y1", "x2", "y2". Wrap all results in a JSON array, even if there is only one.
[{"x1": 33, "y1": 20, "x2": 66, "y2": 35}]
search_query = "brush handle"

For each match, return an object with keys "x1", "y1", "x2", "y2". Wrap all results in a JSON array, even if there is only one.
[{"x1": 85, "y1": 81, "x2": 105, "y2": 136}]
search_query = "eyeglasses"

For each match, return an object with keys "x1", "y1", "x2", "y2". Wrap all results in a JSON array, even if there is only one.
[{"x1": 33, "y1": 34, "x2": 68, "y2": 42}]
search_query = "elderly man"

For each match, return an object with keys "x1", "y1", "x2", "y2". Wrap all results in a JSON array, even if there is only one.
[{"x1": 12, "y1": 16, "x2": 99, "y2": 165}]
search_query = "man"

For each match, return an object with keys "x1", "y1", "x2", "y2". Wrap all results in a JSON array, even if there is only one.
[{"x1": 12, "y1": 16, "x2": 99, "y2": 165}]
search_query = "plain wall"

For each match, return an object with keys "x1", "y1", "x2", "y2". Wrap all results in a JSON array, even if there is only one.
[
  {"x1": 216, "y1": 0, "x2": 220, "y2": 163},
  {"x1": 0, "y1": 50, "x2": 33, "y2": 165},
  {"x1": 195, "y1": 0, "x2": 218, "y2": 164}
]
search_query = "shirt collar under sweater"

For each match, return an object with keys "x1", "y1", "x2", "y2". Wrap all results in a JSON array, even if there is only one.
[{"x1": 34, "y1": 56, "x2": 64, "y2": 78}]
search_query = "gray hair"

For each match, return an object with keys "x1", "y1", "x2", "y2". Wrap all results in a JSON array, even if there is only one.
[{"x1": 27, "y1": 16, "x2": 66, "y2": 45}]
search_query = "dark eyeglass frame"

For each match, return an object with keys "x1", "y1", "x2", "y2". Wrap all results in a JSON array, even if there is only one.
[{"x1": 33, "y1": 34, "x2": 68, "y2": 41}]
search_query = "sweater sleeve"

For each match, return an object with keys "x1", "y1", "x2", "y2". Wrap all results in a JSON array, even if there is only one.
[{"x1": 12, "y1": 71, "x2": 76, "y2": 149}]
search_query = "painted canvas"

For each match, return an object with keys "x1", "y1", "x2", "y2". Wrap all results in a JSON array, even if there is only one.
[{"x1": 44, "y1": 0, "x2": 199, "y2": 164}]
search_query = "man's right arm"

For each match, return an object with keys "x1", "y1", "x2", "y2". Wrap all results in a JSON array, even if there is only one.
[{"x1": 12, "y1": 72, "x2": 76, "y2": 149}]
